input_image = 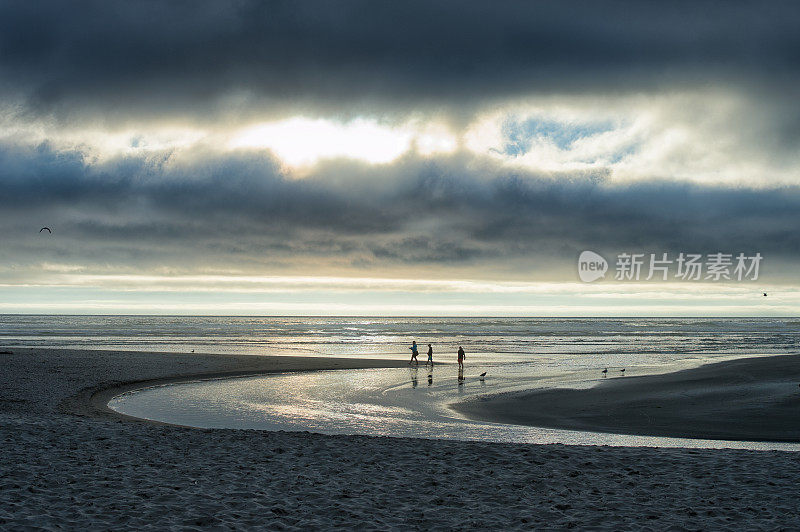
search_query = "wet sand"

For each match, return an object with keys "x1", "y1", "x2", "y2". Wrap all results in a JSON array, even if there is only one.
[
  {"x1": 3, "y1": 348, "x2": 800, "y2": 529},
  {"x1": 455, "y1": 354, "x2": 800, "y2": 442}
]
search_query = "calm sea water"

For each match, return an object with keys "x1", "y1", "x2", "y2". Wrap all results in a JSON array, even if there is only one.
[{"x1": 2, "y1": 315, "x2": 800, "y2": 365}]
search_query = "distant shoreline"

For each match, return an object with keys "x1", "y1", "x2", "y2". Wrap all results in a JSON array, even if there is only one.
[{"x1": 453, "y1": 354, "x2": 800, "y2": 442}]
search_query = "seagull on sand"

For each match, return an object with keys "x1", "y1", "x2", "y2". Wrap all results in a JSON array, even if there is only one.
[
  {"x1": 479, "y1": 372, "x2": 486, "y2": 381},
  {"x1": 620, "y1": 368, "x2": 626, "y2": 374},
  {"x1": 764, "y1": 293, "x2": 768, "y2": 297},
  {"x1": 602, "y1": 368, "x2": 608, "y2": 374}
]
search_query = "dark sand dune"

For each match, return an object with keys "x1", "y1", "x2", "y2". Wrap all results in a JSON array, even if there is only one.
[{"x1": 455, "y1": 355, "x2": 800, "y2": 442}]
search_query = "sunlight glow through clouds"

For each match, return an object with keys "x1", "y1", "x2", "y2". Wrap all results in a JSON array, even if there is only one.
[
  {"x1": 3, "y1": 89, "x2": 798, "y2": 184},
  {"x1": 229, "y1": 118, "x2": 412, "y2": 165},
  {"x1": 228, "y1": 117, "x2": 457, "y2": 167}
]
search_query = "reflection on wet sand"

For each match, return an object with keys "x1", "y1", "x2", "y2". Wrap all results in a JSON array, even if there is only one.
[{"x1": 108, "y1": 364, "x2": 800, "y2": 450}]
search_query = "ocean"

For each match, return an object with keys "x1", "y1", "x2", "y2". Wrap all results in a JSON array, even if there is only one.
[{"x1": 2, "y1": 315, "x2": 799, "y2": 365}]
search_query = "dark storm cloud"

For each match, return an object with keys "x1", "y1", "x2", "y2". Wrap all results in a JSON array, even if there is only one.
[
  {"x1": 2, "y1": 143, "x2": 799, "y2": 277},
  {"x1": 1, "y1": 0, "x2": 799, "y2": 122}
]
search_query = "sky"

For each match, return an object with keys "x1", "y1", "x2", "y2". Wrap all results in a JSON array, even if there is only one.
[{"x1": 1, "y1": 0, "x2": 799, "y2": 315}]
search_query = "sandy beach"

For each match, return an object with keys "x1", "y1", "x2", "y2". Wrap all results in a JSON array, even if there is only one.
[
  {"x1": 454, "y1": 354, "x2": 800, "y2": 442},
  {"x1": 3, "y1": 348, "x2": 800, "y2": 529}
]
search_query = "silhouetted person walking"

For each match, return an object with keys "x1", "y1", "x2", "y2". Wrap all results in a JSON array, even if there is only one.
[
  {"x1": 426, "y1": 344, "x2": 433, "y2": 366},
  {"x1": 457, "y1": 346, "x2": 465, "y2": 369},
  {"x1": 409, "y1": 341, "x2": 419, "y2": 364}
]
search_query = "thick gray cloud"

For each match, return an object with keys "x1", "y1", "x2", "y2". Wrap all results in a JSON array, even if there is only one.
[
  {"x1": 1, "y1": 1, "x2": 799, "y2": 122},
  {"x1": 1, "y1": 143, "x2": 798, "y2": 279}
]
